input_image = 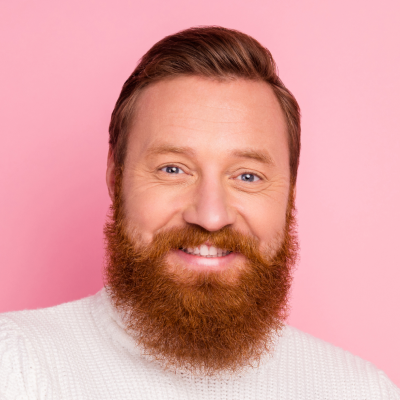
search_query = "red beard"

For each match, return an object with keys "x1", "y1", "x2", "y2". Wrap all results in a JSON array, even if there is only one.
[{"x1": 104, "y1": 170, "x2": 298, "y2": 375}]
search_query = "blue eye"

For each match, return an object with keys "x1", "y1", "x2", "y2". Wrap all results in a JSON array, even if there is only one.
[
  {"x1": 239, "y1": 173, "x2": 260, "y2": 182},
  {"x1": 161, "y1": 166, "x2": 184, "y2": 174}
]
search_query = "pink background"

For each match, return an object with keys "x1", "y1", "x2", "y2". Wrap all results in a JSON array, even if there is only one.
[{"x1": 1, "y1": 0, "x2": 399, "y2": 385}]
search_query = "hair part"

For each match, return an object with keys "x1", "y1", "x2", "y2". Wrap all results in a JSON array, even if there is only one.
[{"x1": 109, "y1": 26, "x2": 301, "y2": 184}]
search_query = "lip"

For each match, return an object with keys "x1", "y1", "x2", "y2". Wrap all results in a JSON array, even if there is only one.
[{"x1": 168, "y1": 249, "x2": 240, "y2": 272}]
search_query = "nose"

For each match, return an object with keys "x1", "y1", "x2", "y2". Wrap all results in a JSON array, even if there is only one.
[{"x1": 182, "y1": 175, "x2": 236, "y2": 232}]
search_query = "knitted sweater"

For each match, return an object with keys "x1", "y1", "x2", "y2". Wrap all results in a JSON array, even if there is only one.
[{"x1": 0, "y1": 289, "x2": 399, "y2": 400}]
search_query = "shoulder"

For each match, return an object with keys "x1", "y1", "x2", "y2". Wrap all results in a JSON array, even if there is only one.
[
  {"x1": 0, "y1": 291, "x2": 103, "y2": 399},
  {"x1": 0, "y1": 314, "x2": 38, "y2": 399},
  {"x1": 0, "y1": 291, "x2": 98, "y2": 329},
  {"x1": 0, "y1": 291, "x2": 105, "y2": 352},
  {"x1": 276, "y1": 325, "x2": 400, "y2": 398}
]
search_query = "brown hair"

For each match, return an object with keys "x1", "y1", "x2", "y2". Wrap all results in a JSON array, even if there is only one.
[{"x1": 109, "y1": 26, "x2": 301, "y2": 184}]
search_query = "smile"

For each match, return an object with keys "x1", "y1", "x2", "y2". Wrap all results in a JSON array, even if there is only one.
[
  {"x1": 170, "y1": 244, "x2": 240, "y2": 273},
  {"x1": 180, "y1": 245, "x2": 232, "y2": 258}
]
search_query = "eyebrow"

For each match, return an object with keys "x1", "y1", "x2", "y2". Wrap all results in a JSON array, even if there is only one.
[
  {"x1": 146, "y1": 144, "x2": 275, "y2": 166},
  {"x1": 232, "y1": 149, "x2": 275, "y2": 166},
  {"x1": 146, "y1": 144, "x2": 195, "y2": 157}
]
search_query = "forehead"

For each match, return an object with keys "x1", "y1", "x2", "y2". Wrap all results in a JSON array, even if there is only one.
[{"x1": 127, "y1": 75, "x2": 289, "y2": 169}]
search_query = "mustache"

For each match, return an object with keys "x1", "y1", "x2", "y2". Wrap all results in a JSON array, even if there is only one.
[{"x1": 118, "y1": 224, "x2": 290, "y2": 267}]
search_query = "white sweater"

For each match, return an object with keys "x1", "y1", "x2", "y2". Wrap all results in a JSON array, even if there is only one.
[{"x1": 0, "y1": 289, "x2": 399, "y2": 400}]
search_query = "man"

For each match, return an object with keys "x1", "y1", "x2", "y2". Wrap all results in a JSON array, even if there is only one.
[{"x1": 0, "y1": 26, "x2": 398, "y2": 399}]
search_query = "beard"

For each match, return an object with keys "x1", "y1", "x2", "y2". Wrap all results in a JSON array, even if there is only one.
[{"x1": 104, "y1": 169, "x2": 298, "y2": 376}]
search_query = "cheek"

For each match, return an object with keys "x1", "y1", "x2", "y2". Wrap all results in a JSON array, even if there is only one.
[
  {"x1": 122, "y1": 183, "x2": 185, "y2": 243},
  {"x1": 234, "y1": 194, "x2": 288, "y2": 248}
]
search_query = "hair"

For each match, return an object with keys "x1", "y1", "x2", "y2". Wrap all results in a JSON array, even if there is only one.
[{"x1": 109, "y1": 26, "x2": 301, "y2": 184}]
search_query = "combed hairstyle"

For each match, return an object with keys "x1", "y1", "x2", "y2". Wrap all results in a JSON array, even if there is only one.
[{"x1": 109, "y1": 26, "x2": 301, "y2": 184}]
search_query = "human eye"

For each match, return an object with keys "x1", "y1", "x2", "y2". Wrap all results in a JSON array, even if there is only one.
[
  {"x1": 160, "y1": 165, "x2": 185, "y2": 174},
  {"x1": 236, "y1": 173, "x2": 261, "y2": 183}
]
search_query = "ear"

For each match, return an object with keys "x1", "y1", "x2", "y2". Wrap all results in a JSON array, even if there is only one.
[{"x1": 106, "y1": 146, "x2": 116, "y2": 201}]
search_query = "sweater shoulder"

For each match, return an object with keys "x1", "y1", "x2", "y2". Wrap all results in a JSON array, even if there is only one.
[
  {"x1": 0, "y1": 292, "x2": 98, "y2": 326},
  {"x1": 0, "y1": 291, "x2": 104, "y2": 342},
  {"x1": 0, "y1": 292, "x2": 105, "y2": 363},
  {"x1": 0, "y1": 305, "x2": 58, "y2": 399},
  {"x1": 279, "y1": 325, "x2": 400, "y2": 398},
  {"x1": 0, "y1": 291, "x2": 105, "y2": 399}
]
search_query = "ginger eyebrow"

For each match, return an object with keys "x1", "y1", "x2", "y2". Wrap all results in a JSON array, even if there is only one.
[
  {"x1": 232, "y1": 149, "x2": 275, "y2": 166},
  {"x1": 146, "y1": 144, "x2": 195, "y2": 158}
]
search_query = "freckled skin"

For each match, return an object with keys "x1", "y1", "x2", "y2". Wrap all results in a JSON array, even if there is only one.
[{"x1": 106, "y1": 76, "x2": 291, "y2": 272}]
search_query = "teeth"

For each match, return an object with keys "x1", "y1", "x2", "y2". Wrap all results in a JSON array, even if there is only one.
[
  {"x1": 209, "y1": 246, "x2": 217, "y2": 256},
  {"x1": 200, "y1": 244, "x2": 208, "y2": 256},
  {"x1": 182, "y1": 245, "x2": 231, "y2": 257}
]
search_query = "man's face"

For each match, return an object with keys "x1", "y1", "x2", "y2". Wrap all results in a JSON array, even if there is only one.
[
  {"x1": 105, "y1": 75, "x2": 295, "y2": 374},
  {"x1": 107, "y1": 76, "x2": 291, "y2": 276}
]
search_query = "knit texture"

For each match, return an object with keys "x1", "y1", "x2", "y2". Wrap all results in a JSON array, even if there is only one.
[{"x1": 0, "y1": 289, "x2": 399, "y2": 400}]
